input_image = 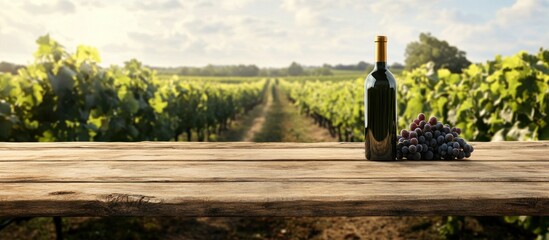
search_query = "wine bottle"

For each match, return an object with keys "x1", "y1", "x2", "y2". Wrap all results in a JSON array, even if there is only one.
[{"x1": 364, "y1": 36, "x2": 397, "y2": 160}]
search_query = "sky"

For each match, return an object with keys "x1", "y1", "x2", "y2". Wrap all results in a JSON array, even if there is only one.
[{"x1": 0, "y1": 0, "x2": 548, "y2": 67}]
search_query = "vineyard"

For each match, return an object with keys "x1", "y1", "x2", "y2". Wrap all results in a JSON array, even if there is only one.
[
  {"x1": 4, "y1": 36, "x2": 546, "y2": 144},
  {"x1": 1, "y1": 36, "x2": 548, "y2": 239},
  {"x1": 281, "y1": 49, "x2": 549, "y2": 142},
  {"x1": 0, "y1": 36, "x2": 268, "y2": 142}
]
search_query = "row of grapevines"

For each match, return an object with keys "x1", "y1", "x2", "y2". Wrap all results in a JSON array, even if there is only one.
[
  {"x1": 279, "y1": 78, "x2": 364, "y2": 141},
  {"x1": 0, "y1": 35, "x2": 267, "y2": 142},
  {"x1": 280, "y1": 49, "x2": 549, "y2": 142}
]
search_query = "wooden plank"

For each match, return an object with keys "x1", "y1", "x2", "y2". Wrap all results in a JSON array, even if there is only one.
[
  {"x1": 0, "y1": 148, "x2": 361, "y2": 161},
  {"x1": 0, "y1": 161, "x2": 548, "y2": 182},
  {"x1": 0, "y1": 182, "x2": 547, "y2": 216},
  {"x1": 0, "y1": 142, "x2": 362, "y2": 149},
  {"x1": 0, "y1": 142, "x2": 548, "y2": 161},
  {"x1": 0, "y1": 142, "x2": 547, "y2": 216},
  {"x1": 0, "y1": 141, "x2": 547, "y2": 150}
]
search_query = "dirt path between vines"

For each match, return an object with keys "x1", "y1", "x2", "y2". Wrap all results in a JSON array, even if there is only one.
[
  {"x1": 252, "y1": 83, "x2": 337, "y2": 142},
  {"x1": 242, "y1": 82, "x2": 273, "y2": 142}
]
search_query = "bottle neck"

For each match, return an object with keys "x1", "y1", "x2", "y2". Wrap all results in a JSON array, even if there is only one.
[
  {"x1": 375, "y1": 37, "x2": 387, "y2": 66},
  {"x1": 374, "y1": 62, "x2": 387, "y2": 70}
]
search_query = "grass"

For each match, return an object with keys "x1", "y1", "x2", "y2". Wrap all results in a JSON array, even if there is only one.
[
  {"x1": 156, "y1": 74, "x2": 265, "y2": 83},
  {"x1": 216, "y1": 91, "x2": 269, "y2": 141},
  {"x1": 253, "y1": 83, "x2": 319, "y2": 142}
]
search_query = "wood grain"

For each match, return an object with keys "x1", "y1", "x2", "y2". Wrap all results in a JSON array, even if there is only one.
[
  {"x1": 0, "y1": 141, "x2": 547, "y2": 161},
  {"x1": 0, "y1": 161, "x2": 547, "y2": 182},
  {"x1": 0, "y1": 141, "x2": 547, "y2": 216},
  {"x1": 0, "y1": 182, "x2": 547, "y2": 216}
]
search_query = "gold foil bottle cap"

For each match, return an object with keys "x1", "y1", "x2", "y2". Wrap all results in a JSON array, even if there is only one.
[
  {"x1": 375, "y1": 36, "x2": 387, "y2": 42},
  {"x1": 375, "y1": 36, "x2": 387, "y2": 62}
]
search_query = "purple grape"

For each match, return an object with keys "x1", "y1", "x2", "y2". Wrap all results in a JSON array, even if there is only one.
[
  {"x1": 401, "y1": 129, "x2": 410, "y2": 139},
  {"x1": 424, "y1": 131, "x2": 433, "y2": 140},
  {"x1": 410, "y1": 122, "x2": 418, "y2": 131},
  {"x1": 422, "y1": 144, "x2": 429, "y2": 153},
  {"x1": 445, "y1": 133, "x2": 454, "y2": 142},
  {"x1": 429, "y1": 116, "x2": 437, "y2": 125},
  {"x1": 396, "y1": 114, "x2": 472, "y2": 161},
  {"x1": 436, "y1": 123, "x2": 443, "y2": 130},
  {"x1": 416, "y1": 144, "x2": 423, "y2": 153},
  {"x1": 456, "y1": 138, "x2": 466, "y2": 147},
  {"x1": 424, "y1": 123, "x2": 431, "y2": 132},
  {"x1": 437, "y1": 135, "x2": 445, "y2": 144},
  {"x1": 419, "y1": 120, "x2": 426, "y2": 129},
  {"x1": 443, "y1": 127, "x2": 451, "y2": 134},
  {"x1": 430, "y1": 139, "x2": 437, "y2": 147},
  {"x1": 409, "y1": 145, "x2": 417, "y2": 153},
  {"x1": 410, "y1": 138, "x2": 418, "y2": 145},
  {"x1": 410, "y1": 131, "x2": 418, "y2": 139},
  {"x1": 440, "y1": 143, "x2": 448, "y2": 151}
]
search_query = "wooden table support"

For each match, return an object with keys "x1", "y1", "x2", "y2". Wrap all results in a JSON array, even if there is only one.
[{"x1": 0, "y1": 142, "x2": 548, "y2": 216}]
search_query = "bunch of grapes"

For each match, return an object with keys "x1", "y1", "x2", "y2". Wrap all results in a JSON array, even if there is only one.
[{"x1": 396, "y1": 113, "x2": 474, "y2": 160}]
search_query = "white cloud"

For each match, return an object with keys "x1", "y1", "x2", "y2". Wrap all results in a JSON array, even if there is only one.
[
  {"x1": 436, "y1": 0, "x2": 549, "y2": 61},
  {"x1": 496, "y1": 0, "x2": 548, "y2": 25},
  {"x1": 0, "y1": 0, "x2": 547, "y2": 67},
  {"x1": 23, "y1": 0, "x2": 76, "y2": 15},
  {"x1": 220, "y1": 0, "x2": 255, "y2": 10},
  {"x1": 130, "y1": 0, "x2": 183, "y2": 12},
  {"x1": 281, "y1": 0, "x2": 339, "y2": 27}
]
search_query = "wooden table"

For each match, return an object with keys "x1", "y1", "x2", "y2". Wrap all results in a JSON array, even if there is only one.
[{"x1": 0, "y1": 142, "x2": 548, "y2": 217}]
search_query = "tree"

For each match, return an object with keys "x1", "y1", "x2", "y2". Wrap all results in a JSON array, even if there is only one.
[
  {"x1": 313, "y1": 66, "x2": 332, "y2": 76},
  {"x1": 288, "y1": 62, "x2": 304, "y2": 76},
  {"x1": 357, "y1": 61, "x2": 369, "y2": 70},
  {"x1": 404, "y1": 33, "x2": 471, "y2": 73},
  {"x1": 0, "y1": 62, "x2": 23, "y2": 74},
  {"x1": 390, "y1": 62, "x2": 405, "y2": 71}
]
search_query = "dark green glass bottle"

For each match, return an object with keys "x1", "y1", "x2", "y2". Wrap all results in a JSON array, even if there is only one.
[{"x1": 364, "y1": 36, "x2": 397, "y2": 160}]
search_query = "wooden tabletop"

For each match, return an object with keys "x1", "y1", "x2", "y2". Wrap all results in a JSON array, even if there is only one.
[{"x1": 0, "y1": 142, "x2": 548, "y2": 217}]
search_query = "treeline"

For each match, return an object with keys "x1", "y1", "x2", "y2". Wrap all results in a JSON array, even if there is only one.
[
  {"x1": 150, "y1": 61, "x2": 405, "y2": 77},
  {"x1": 152, "y1": 62, "x2": 334, "y2": 77},
  {"x1": 0, "y1": 62, "x2": 24, "y2": 74}
]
